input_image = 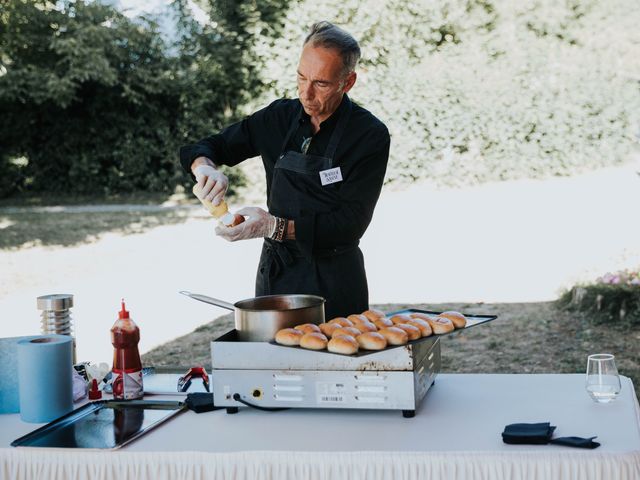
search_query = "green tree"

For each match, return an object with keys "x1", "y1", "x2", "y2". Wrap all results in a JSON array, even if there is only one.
[
  {"x1": 169, "y1": 0, "x2": 291, "y2": 195},
  {"x1": 255, "y1": 0, "x2": 640, "y2": 187},
  {"x1": 172, "y1": 0, "x2": 290, "y2": 140},
  {"x1": 0, "y1": 0, "x2": 183, "y2": 196},
  {"x1": 0, "y1": 0, "x2": 292, "y2": 198}
]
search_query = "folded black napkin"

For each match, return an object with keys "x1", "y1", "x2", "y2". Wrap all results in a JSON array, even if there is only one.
[
  {"x1": 502, "y1": 423, "x2": 600, "y2": 449},
  {"x1": 549, "y1": 436, "x2": 601, "y2": 449},
  {"x1": 502, "y1": 422, "x2": 556, "y2": 445}
]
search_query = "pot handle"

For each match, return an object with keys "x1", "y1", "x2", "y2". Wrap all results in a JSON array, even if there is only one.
[{"x1": 179, "y1": 291, "x2": 235, "y2": 311}]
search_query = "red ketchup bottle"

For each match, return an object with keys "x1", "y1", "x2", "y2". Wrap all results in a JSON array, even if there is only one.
[{"x1": 111, "y1": 299, "x2": 143, "y2": 400}]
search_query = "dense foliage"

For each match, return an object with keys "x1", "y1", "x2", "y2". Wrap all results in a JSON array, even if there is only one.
[
  {"x1": 1, "y1": 0, "x2": 638, "y2": 198},
  {"x1": 172, "y1": 0, "x2": 289, "y2": 149},
  {"x1": 0, "y1": 0, "x2": 288, "y2": 197},
  {"x1": 560, "y1": 283, "x2": 640, "y2": 326},
  {"x1": 559, "y1": 267, "x2": 640, "y2": 325},
  {"x1": 0, "y1": 0, "x2": 179, "y2": 196},
  {"x1": 253, "y1": 0, "x2": 640, "y2": 186}
]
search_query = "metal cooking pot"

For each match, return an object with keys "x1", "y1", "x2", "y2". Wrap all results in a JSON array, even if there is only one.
[{"x1": 179, "y1": 291, "x2": 325, "y2": 342}]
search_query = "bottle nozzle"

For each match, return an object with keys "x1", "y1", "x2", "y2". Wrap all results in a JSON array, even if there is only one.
[
  {"x1": 118, "y1": 298, "x2": 130, "y2": 319},
  {"x1": 88, "y1": 378, "x2": 102, "y2": 400}
]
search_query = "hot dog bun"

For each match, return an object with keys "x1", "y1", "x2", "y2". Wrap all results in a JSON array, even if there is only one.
[
  {"x1": 353, "y1": 321, "x2": 378, "y2": 333},
  {"x1": 373, "y1": 317, "x2": 394, "y2": 329},
  {"x1": 331, "y1": 327, "x2": 361, "y2": 338},
  {"x1": 406, "y1": 318, "x2": 433, "y2": 337},
  {"x1": 409, "y1": 312, "x2": 433, "y2": 322},
  {"x1": 295, "y1": 323, "x2": 321, "y2": 334},
  {"x1": 275, "y1": 328, "x2": 304, "y2": 346},
  {"x1": 220, "y1": 212, "x2": 245, "y2": 227},
  {"x1": 362, "y1": 309, "x2": 386, "y2": 322},
  {"x1": 319, "y1": 322, "x2": 341, "y2": 338},
  {"x1": 438, "y1": 311, "x2": 467, "y2": 328},
  {"x1": 378, "y1": 327, "x2": 409, "y2": 345},
  {"x1": 300, "y1": 332, "x2": 328, "y2": 350},
  {"x1": 395, "y1": 323, "x2": 421, "y2": 340},
  {"x1": 347, "y1": 314, "x2": 369, "y2": 325},
  {"x1": 328, "y1": 317, "x2": 354, "y2": 328},
  {"x1": 426, "y1": 316, "x2": 455, "y2": 334},
  {"x1": 327, "y1": 335, "x2": 359, "y2": 355},
  {"x1": 390, "y1": 314, "x2": 413, "y2": 325},
  {"x1": 356, "y1": 332, "x2": 387, "y2": 350}
]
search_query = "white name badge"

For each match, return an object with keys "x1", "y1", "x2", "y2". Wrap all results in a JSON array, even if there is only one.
[{"x1": 319, "y1": 167, "x2": 343, "y2": 186}]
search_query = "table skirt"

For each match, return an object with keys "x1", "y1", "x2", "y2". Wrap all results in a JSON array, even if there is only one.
[{"x1": 2, "y1": 449, "x2": 640, "y2": 480}]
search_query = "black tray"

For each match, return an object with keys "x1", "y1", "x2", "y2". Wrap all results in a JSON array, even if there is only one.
[
  {"x1": 11, "y1": 400, "x2": 185, "y2": 450},
  {"x1": 389, "y1": 308, "x2": 497, "y2": 330},
  {"x1": 267, "y1": 309, "x2": 497, "y2": 357}
]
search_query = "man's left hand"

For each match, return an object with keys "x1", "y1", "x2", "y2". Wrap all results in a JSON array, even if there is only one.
[{"x1": 215, "y1": 207, "x2": 276, "y2": 242}]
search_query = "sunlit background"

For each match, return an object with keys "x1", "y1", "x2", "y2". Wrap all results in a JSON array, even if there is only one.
[{"x1": 1, "y1": 0, "x2": 639, "y2": 363}]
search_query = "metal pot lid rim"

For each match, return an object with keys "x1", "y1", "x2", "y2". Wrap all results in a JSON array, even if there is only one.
[{"x1": 234, "y1": 294, "x2": 325, "y2": 312}]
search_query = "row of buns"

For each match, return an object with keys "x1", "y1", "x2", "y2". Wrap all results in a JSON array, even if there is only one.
[{"x1": 274, "y1": 309, "x2": 468, "y2": 355}]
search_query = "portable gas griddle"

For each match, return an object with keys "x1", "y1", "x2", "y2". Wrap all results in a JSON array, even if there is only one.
[{"x1": 211, "y1": 310, "x2": 496, "y2": 417}]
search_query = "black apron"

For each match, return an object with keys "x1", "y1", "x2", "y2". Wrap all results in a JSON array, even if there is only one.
[{"x1": 255, "y1": 98, "x2": 368, "y2": 320}]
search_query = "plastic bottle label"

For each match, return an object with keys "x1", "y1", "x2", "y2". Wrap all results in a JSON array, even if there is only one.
[{"x1": 112, "y1": 369, "x2": 143, "y2": 400}]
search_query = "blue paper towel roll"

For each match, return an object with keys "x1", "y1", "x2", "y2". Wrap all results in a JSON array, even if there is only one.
[
  {"x1": 17, "y1": 334, "x2": 74, "y2": 423},
  {"x1": 0, "y1": 336, "x2": 37, "y2": 414}
]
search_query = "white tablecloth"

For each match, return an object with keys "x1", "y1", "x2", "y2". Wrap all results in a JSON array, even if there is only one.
[{"x1": 2, "y1": 374, "x2": 639, "y2": 480}]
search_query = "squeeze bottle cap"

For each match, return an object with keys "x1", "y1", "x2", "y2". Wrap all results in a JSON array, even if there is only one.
[{"x1": 118, "y1": 299, "x2": 130, "y2": 319}]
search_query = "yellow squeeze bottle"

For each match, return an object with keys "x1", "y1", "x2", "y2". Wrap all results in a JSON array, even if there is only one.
[{"x1": 192, "y1": 183, "x2": 228, "y2": 219}]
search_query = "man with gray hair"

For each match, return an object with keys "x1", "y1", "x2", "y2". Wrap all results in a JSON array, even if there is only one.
[{"x1": 180, "y1": 21, "x2": 390, "y2": 319}]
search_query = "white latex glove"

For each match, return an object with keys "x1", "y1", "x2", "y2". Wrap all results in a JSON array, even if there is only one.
[
  {"x1": 193, "y1": 164, "x2": 228, "y2": 206},
  {"x1": 215, "y1": 207, "x2": 276, "y2": 242}
]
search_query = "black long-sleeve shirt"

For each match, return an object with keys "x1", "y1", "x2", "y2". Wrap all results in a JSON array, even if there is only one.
[{"x1": 179, "y1": 94, "x2": 390, "y2": 258}]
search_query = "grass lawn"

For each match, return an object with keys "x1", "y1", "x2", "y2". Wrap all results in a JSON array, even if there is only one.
[{"x1": 142, "y1": 301, "x2": 640, "y2": 398}]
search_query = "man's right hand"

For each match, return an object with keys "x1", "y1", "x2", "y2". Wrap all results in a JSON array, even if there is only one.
[{"x1": 192, "y1": 159, "x2": 228, "y2": 206}]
